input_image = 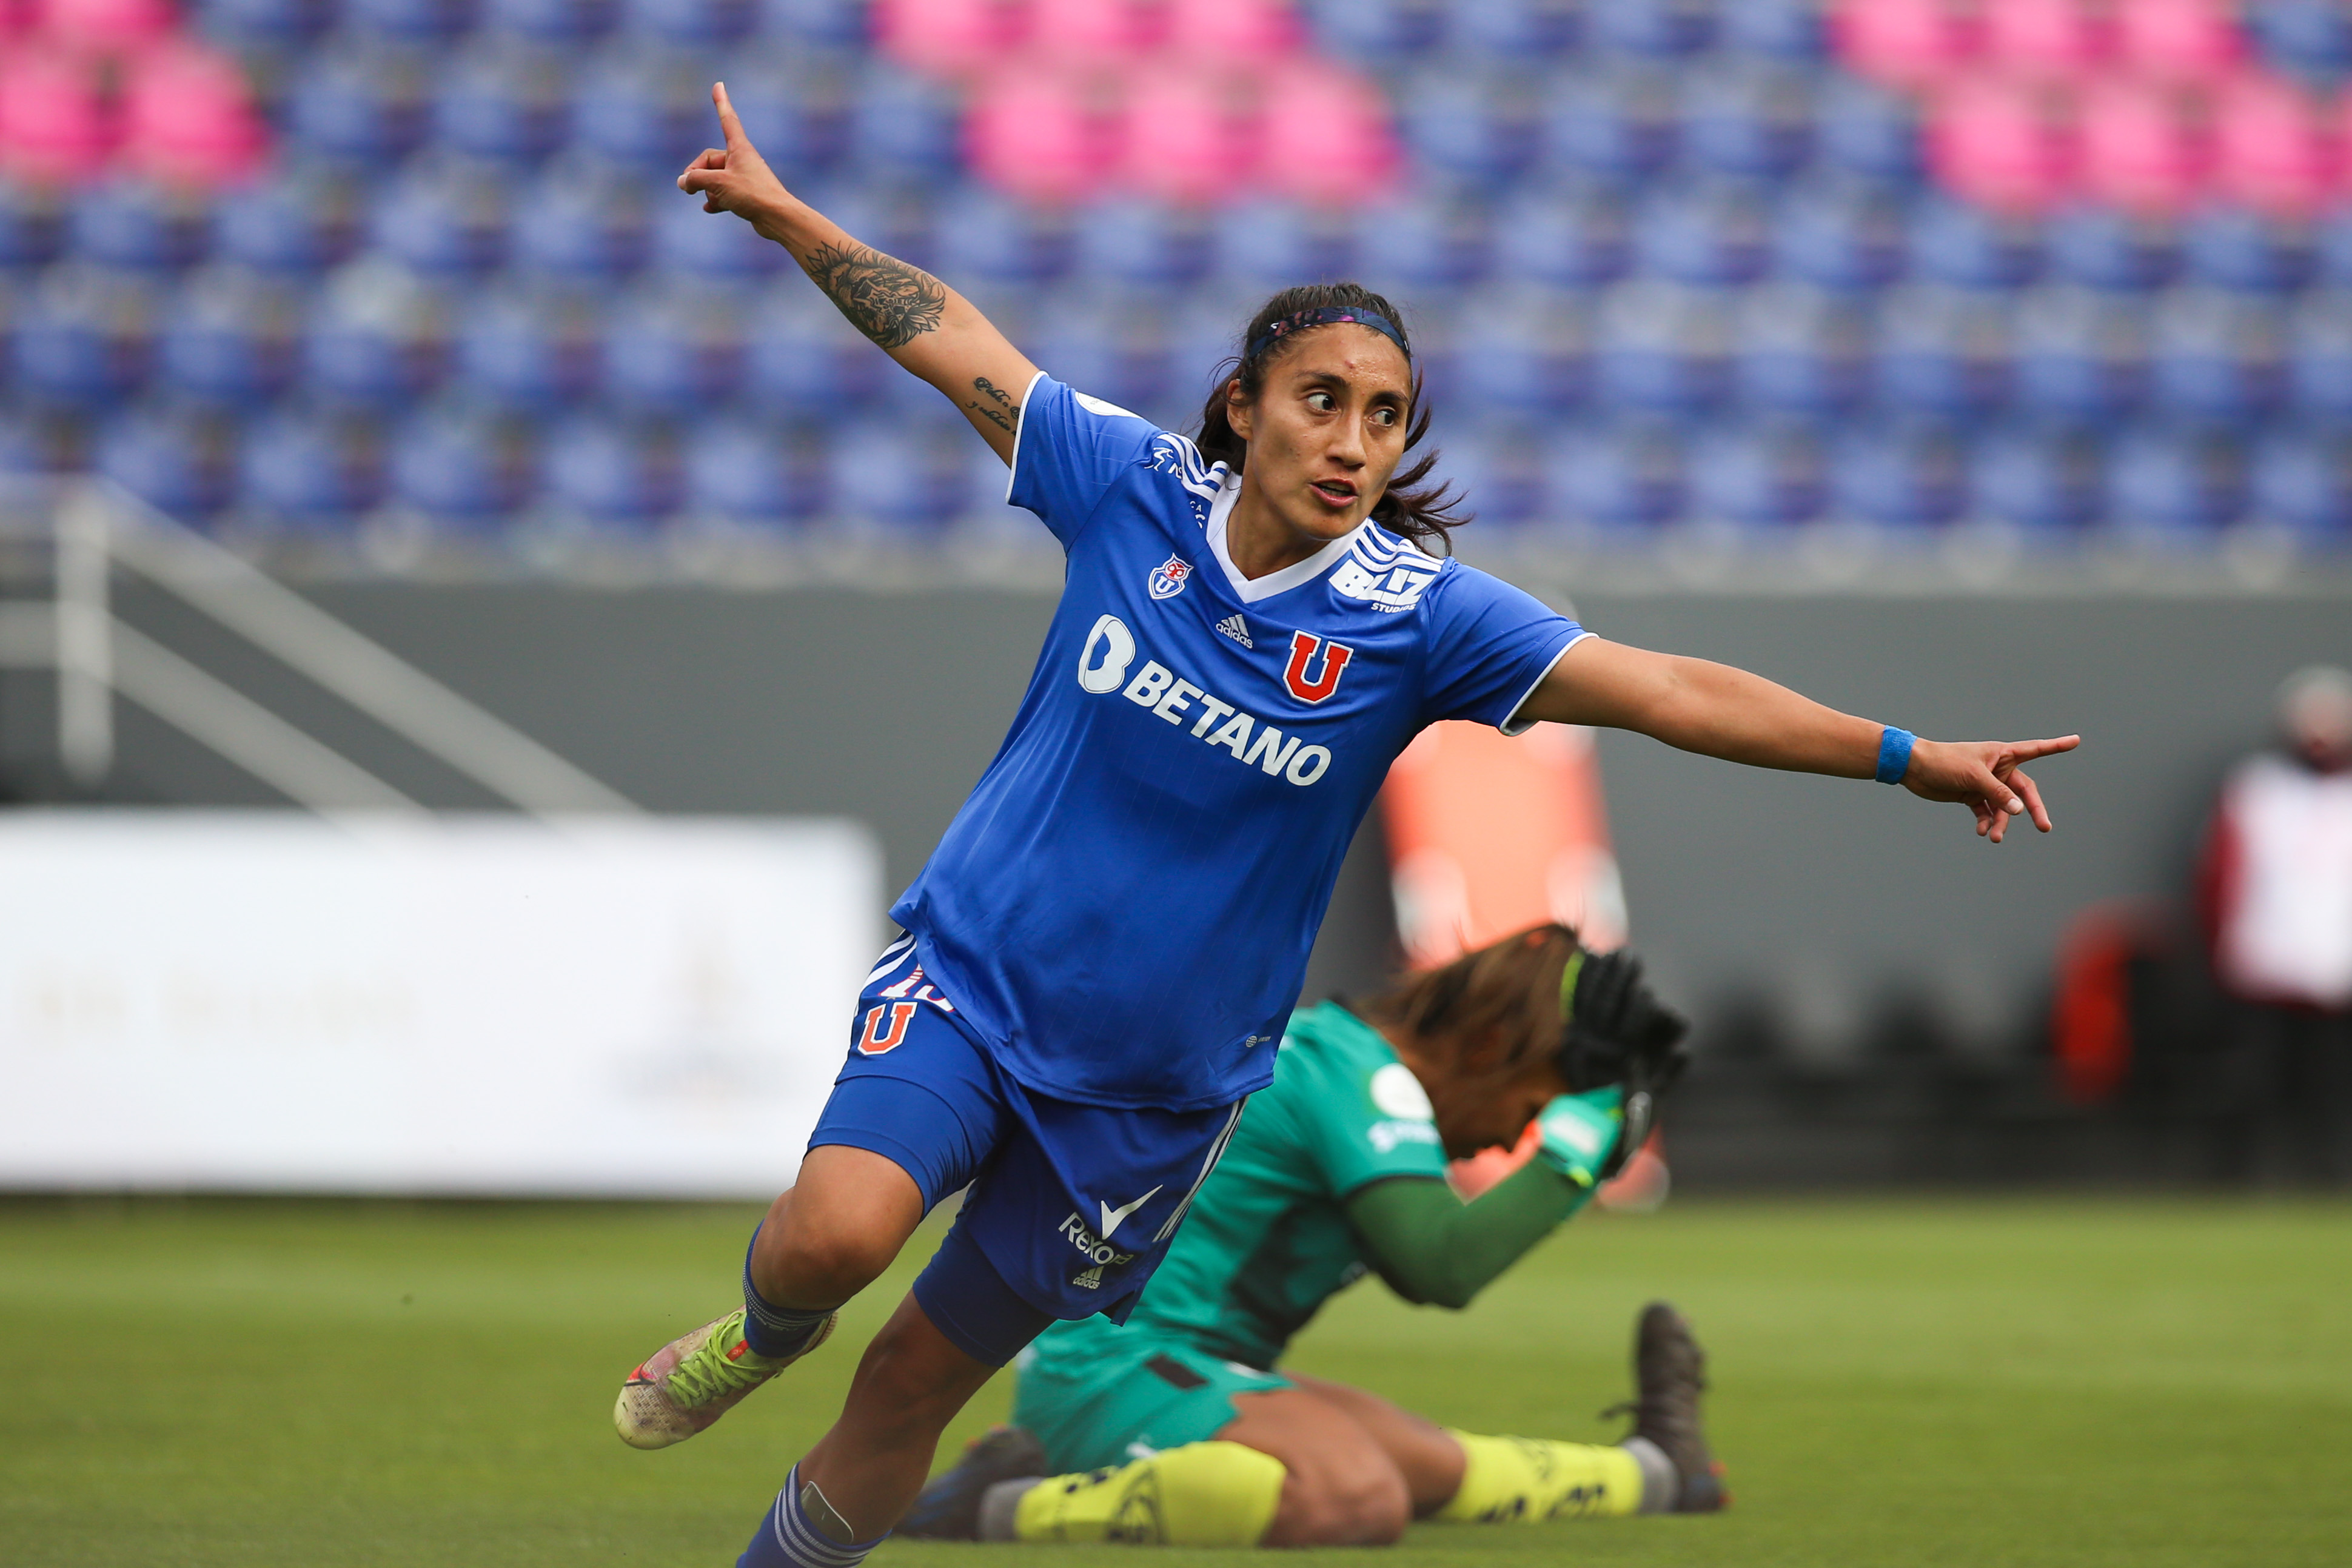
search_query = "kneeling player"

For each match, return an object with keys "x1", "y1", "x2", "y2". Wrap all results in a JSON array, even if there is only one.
[{"x1": 901, "y1": 924, "x2": 1723, "y2": 1549}]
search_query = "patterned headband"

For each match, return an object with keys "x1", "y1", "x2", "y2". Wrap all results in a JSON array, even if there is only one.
[{"x1": 1245, "y1": 306, "x2": 1410, "y2": 363}]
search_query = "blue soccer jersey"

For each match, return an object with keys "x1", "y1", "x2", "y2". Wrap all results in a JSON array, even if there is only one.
[{"x1": 891, "y1": 374, "x2": 1586, "y2": 1110}]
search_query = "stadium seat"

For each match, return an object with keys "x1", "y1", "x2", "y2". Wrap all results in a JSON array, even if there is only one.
[
  {"x1": 1593, "y1": 281, "x2": 1733, "y2": 415},
  {"x1": 618, "y1": 0, "x2": 751, "y2": 45},
  {"x1": 2248, "y1": 431, "x2": 2352, "y2": 534},
  {"x1": 1455, "y1": 287, "x2": 1592, "y2": 413},
  {"x1": 188, "y1": 0, "x2": 329, "y2": 47},
  {"x1": 239, "y1": 410, "x2": 376, "y2": 526},
  {"x1": 1073, "y1": 199, "x2": 1211, "y2": 290},
  {"x1": 1906, "y1": 196, "x2": 2041, "y2": 290},
  {"x1": 511, "y1": 168, "x2": 649, "y2": 281},
  {"x1": 1829, "y1": 419, "x2": 1968, "y2": 526},
  {"x1": 2180, "y1": 206, "x2": 2313, "y2": 293},
  {"x1": 1930, "y1": 75, "x2": 2072, "y2": 213},
  {"x1": 389, "y1": 409, "x2": 531, "y2": 524},
  {"x1": 744, "y1": 293, "x2": 885, "y2": 412},
  {"x1": 601, "y1": 295, "x2": 742, "y2": 410},
  {"x1": 1874, "y1": 286, "x2": 2015, "y2": 418},
  {"x1": 116, "y1": 43, "x2": 268, "y2": 189},
  {"x1": 0, "y1": 179, "x2": 61, "y2": 269},
  {"x1": 1543, "y1": 66, "x2": 1680, "y2": 181},
  {"x1": 32, "y1": 0, "x2": 178, "y2": 51},
  {"x1": 1252, "y1": 61, "x2": 1399, "y2": 204},
  {"x1": 1449, "y1": 0, "x2": 1580, "y2": 59},
  {"x1": 481, "y1": 0, "x2": 611, "y2": 42},
  {"x1": 1209, "y1": 197, "x2": 1353, "y2": 289},
  {"x1": 1979, "y1": 0, "x2": 2111, "y2": 79},
  {"x1": 1440, "y1": 424, "x2": 1549, "y2": 528},
  {"x1": 0, "y1": 410, "x2": 60, "y2": 475},
  {"x1": 1683, "y1": 61, "x2": 1817, "y2": 182},
  {"x1": 369, "y1": 166, "x2": 509, "y2": 279},
  {"x1": 1549, "y1": 420, "x2": 1686, "y2": 527},
  {"x1": 2105, "y1": 425, "x2": 2246, "y2": 532},
  {"x1": 2317, "y1": 209, "x2": 2352, "y2": 289},
  {"x1": 68, "y1": 181, "x2": 206, "y2": 272},
  {"x1": 2014, "y1": 286, "x2": 2149, "y2": 420},
  {"x1": 156, "y1": 269, "x2": 299, "y2": 407},
  {"x1": 1396, "y1": 68, "x2": 1540, "y2": 190},
  {"x1": 849, "y1": 64, "x2": 968, "y2": 185},
  {"x1": 723, "y1": 69, "x2": 851, "y2": 184},
  {"x1": 1831, "y1": 0, "x2": 1978, "y2": 90},
  {"x1": 544, "y1": 417, "x2": 678, "y2": 525},
  {"x1": 1687, "y1": 419, "x2": 1831, "y2": 526},
  {"x1": 1774, "y1": 180, "x2": 1907, "y2": 291},
  {"x1": 2075, "y1": 78, "x2": 2205, "y2": 215},
  {"x1": 1968, "y1": 424, "x2": 2106, "y2": 529},
  {"x1": 301, "y1": 263, "x2": 446, "y2": 409},
  {"x1": 11, "y1": 266, "x2": 152, "y2": 407},
  {"x1": 652, "y1": 189, "x2": 786, "y2": 279},
  {"x1": 2045, "y1": 206, "x2": 2177, "y2": 291},
  {"x1": 1355, "y1": 192, "x2": 1492, "y2": 292},
  {"x1": 572, "y1": 52, "x2": 720, "y2": 176},
  {"x1": 2114, "y1": 0, "x2": 2244, "y2": 82},
  {"x1": 1493, "y1": 185, "x2": 1630, "y2": 288},
  {"x1": 2244, "y1": 0, "x2": 2352, "y2": 82},
  {"x1": 435, "y1": 46, "x2": 572, "y2": 167},
  {"x1": 930, "y1": 187, "x2": 1071, "y2": 286},
  {"x1": 0, "y1": 50, "x2": 110, "y2": 186},
  {"x1": 2287, "y1": 292, "x2": 2352, "y2": 423},
  {"x1": 212, "y1": 174, "x2": 353, "y2": 275},
  {"x1": 1814, "y1": 75, "x2": 1926, "y2": 185},
  {"x1": 827, "y1": 419, "x2": 970, "y2": 529},
  {"x1": 1027, "y1": 306, "x2": 1177, "y2": 424},
  {"x1": 1299, "y1": 0, "x2": 1444, "y2": 65},
  {"x1": 870, "y1": 0, "x2": 1016, "y2": 73},
  {"x1": 1028, "y1": 0, "x2": 1159, "y2": 59},
  {"x1": 1734, "y1": 284, "x2": 1870, "y2": 414},
  {"x1": 97, "y1": 407, "x2": 230, "y2": 520},
  {"x1": 1587, "y1": 0, "x2": 1712, "y2": 56},
  {"x1": 1099, "y1": 65, "x2": 1251, "y2": 206},
  {"x1": 1633, "y1": 181, "x2": 1769, "y2": 287},
  {"x1": 683, "y1": 418, "x2": 814, "y2": 522},
  {"x1": 455, "y1": 292, "x2": 595, "y2": 412},
  {"x1": 284, "y1": 49, "x2": 429, "y2": 169},
  {"x1": 2148, "y1": 289, "x2": 2288, "y2": 424},
  {"x1": 1720, "y1": 0, "x2": 1828, "y2": 62},
  {"x1": 756, "y1": 0, "x2": 863, "y2": 48},
  {"x1": 343, "y1": 0, "x2": 471, "y2": 42},
  {"x1": 2208, "y1": 74, "x2": 2337, "y2": 217}
]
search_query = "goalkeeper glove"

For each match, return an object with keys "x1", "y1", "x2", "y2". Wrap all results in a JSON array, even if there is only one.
[
  {"x1": 1556, "y1": 949, "x2": 1691, "y2": 1181},
  {"x1": 1532, "y1": 1085, "x2": 1624, "y2": 1191}
]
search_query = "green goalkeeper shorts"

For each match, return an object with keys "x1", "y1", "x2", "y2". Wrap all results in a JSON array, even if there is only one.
[{"x1": 1011, "y1": 1315, "x2": 1293, "y2": 1475}]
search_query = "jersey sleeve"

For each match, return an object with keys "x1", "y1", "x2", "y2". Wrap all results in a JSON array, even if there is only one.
[
  {"x1": 1288, "y1": 1042, "x2": 1452, "y2": 1199},
  {"x1": 1417, "y1": 563, "x2": 1589, "y2": 737},
  {"x1": 1005, "y1": 372, "x2": 1162, "y2": 549}
]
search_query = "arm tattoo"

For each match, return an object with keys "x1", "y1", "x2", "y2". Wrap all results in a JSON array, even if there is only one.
[
  {"x1": 798, "y1": 241, "x2": 947, "y2": 349},
  {"x1": 965, "y1": 376, "x2": 1020, "y2": 434}
]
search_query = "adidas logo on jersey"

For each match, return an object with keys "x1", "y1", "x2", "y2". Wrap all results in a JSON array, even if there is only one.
[
  {"x1": 1071, "y1": 1266, "x2": 1104, "y2": 1290},
  {"x1": 1215, "y1": 614, "x2": 1253, "y2": 649}
]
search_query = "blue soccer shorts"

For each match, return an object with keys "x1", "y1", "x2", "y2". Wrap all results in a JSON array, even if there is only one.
[{"x1": 807, "y1": 933, "x2": 1245, "y2": 1367}]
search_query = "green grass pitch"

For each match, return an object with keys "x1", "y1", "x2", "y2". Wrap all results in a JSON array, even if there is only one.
[{"x1": 4, "y1": 1194, "x2": 2347, "y2": 1567}]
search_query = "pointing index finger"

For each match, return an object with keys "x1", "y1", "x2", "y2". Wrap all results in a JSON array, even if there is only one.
[{"x1": 713, "y1": 81, "x2": 745, "y2": 146}]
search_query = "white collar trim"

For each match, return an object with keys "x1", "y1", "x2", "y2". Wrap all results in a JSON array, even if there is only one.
[{"x1": 1204, "y1": 475, "x2": 1370, "y2": 605}]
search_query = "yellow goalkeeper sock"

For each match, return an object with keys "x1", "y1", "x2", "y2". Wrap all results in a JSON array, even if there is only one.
[
  {"x1": 1435, "y1": 1431, "x2": 1644, "y2": 1523},
  {"x1": 1009, "y1": 1441, "x2": 1287, "y2": 1546}
]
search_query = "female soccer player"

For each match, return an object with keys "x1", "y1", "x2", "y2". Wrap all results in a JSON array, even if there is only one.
[
  {"x1": 899, "y1": 924, "x2": 1721, "y2": 1549},
  {"x1": 618, "y1": 84, "x2": 2079, "y2": 1568}
]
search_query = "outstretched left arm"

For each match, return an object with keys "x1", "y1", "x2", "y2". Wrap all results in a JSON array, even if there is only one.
[{"x1": 1518, "y1": 637, "x2": 2080, "y2": 843}]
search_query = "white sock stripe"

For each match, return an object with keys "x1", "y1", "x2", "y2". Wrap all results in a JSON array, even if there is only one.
[
  {"x1": 774, "y1": 1499, "x2": 871, "y2": 1568},
  {"x1": 1154, "y1": 1100, "x2": 1245, "y2": 1242}
]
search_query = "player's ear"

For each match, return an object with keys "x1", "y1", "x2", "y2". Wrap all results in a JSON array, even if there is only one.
[{"x1": 1224, "y1": 378, "x2": 1253, "y2": 443}]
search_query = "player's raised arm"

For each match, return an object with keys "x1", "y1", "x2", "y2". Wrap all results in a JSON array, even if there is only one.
[
  {"x1": 677, "y1": 82, "x2": 1038, "y2": 463},
  {"x1": 1519, "y1": 637, "x2": 2080, "y2": 844}
]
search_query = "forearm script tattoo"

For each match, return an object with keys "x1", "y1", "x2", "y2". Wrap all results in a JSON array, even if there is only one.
[
  {"x1": 799, "y1": 241, "x2": 948, "y2": 349},
  {"x1": 966, "y1": 375, "x2": 1019, "y2": 434}
]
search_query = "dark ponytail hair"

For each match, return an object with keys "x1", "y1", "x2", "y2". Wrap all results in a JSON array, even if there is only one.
[{"x1": 1193, "y1": 282, "x2": 1470, "y2": 554}]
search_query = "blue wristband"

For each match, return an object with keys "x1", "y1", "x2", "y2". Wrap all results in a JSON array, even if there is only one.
[{"x1": 1875, "y1": 726, "x2": 1915, "y2": 785}]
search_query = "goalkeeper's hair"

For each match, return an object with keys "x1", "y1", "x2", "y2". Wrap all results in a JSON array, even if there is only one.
[{"x1": 1360, "y1": 923, "x2": 1580, "y2": 1087}]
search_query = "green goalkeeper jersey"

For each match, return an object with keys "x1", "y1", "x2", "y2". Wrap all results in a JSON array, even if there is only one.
[{"x1": 1032, "y1": 999, "x2": 1451, "y2": 1374}]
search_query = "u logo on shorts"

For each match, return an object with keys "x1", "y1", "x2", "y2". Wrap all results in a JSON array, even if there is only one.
[{"x1": 857, "y1": 1002, "x2": 919, "y2": 1056}]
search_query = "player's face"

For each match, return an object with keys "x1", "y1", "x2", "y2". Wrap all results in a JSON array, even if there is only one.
[
  {"x1": 1427, "y1": 1045, "x2": 1573, "y2": 1161},
  {"x1": 1227, "y1": 326, "x2": 1413, "y2": 550}
]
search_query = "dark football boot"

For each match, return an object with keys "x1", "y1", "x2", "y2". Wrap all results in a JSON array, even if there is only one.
[
  {"x1": 1612, "y1": 1301, "x2": 1728, "y2": 1513},
  {"x1": 896, "y1": 1425, "x2": 1050, "y2": 1540}
]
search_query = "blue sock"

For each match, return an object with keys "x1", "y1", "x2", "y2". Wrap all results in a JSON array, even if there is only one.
[
  {"x1": 738, "y1": 1465, "x2": 889, "y2": 1568},
  {"x1": 741, "y1": 1227, "x2": 833, "y2": 1359}
]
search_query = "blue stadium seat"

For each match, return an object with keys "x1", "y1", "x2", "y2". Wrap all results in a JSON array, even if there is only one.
[
  {"x1": 685, "y1": 419, "x2": 813, "y2": 522},
  {"x1": 2180, "y1": 207, "x2": 2314, "y2": 294},
  {"x1": 286, "y1": 50, "x2": 427, "y2": 169},
  {"x1": 828, "y1": 420, "x2": 971, "y2": 530},
  {"x1": 1830, "y1": 420, "x2": 1968, "y2": 527},
  {"x1": 744, "y1": 294, "x2": 884, "y2": 413},
  {"x1": 652, "y1": 193, "x2": 786, "y2": 279},
  {"x1": 1492, "y1": 185, "x2": 1631, "y2": 288},
  {"x1": 369, "y1": 167, "x2": 508, "y2": 279},
  {"x1": 1815, "y1": 77, "x2": 1925, "y2": 186},
  {"x1": 390, "y1": 409, "x2": 531, "y2": 524},
  {"x1": 481, "y1": 0, "x2": 612, "y2": 41},
  {"x1": 1441, "y1": 424, "x2": 1549, "y2": 528},
  {"x1": 1633, "y1": 182, "x2": 1769, "y2": 286},
  {"x1": 2288, "y1": 292, "x2": 2352, "y2": 424},
  {"x1": 930, "y1": 189, "x2": 1070, "y2": 287},
  {"x1": 1549, "y1": 420, "x2": 1687, "y2": 527},
  {"x1": 435, "y1": 47, "x2": 571, "y2": 167},
  {"x1": 1968, "y1": 426, "x2": 2105, "y2": 531},
  {"x1": 1355, "y1": 193, "x2": 1493, "y2": 292},
  {"x1": 1687, "y1": 420, "x2": 1830, "y2": 525},
  {"x1": 2308, "y1": 209, "x2": 2352, "y2": 290},
  {"x1": 1456, "y1": 289, "x2": 1593, "y2": 414},
  {"x1": 346, "y1": 0, "x2": 471, "y2": 43},
  {"x1": 1026, "y1": 308, "x2": 1179, "y2": 427},
  {"x1": 1684, "y1": 62, "x2": 1817, "y2": 182},
  {"x1": 618, "y1": 0, "x2": 751, "y2": 45},
  {"x1": 2013, "y1": 287, "x2": 2149, "y2": 421},
  {"x1": 603, "y1": 297, "x2": 742, "y2": 411},
  {"x1": 98, "y1": 408, "x2": 230, "y2": 519},
  {"x1": 1210, "y1": 199, "x2": 1354, "y2": 290},
  {"x1": 455, "y1": 292, "x2": 595, "y2": 412},
  {"x1": 572, "y1": 53, "x2": 718, "y2": 175},
  {"x1": 189, "y1": 0, "x2": 328, "y2": 46},
  {"x1": 1874, "y1": 287, "x2": 2014, "y2": 418},
  {"x1": 2247, "y1": 0, "x2": 2352, "y2": 81},
  {"x1": 213, "y1": 178, "x2": 350, "y2": 275},
  {"x1": 12, "y1": 269, "x2": 152, "y2": 408},
  {"x1": 1594, "y1": 282, "x2": 1732, "y2": 415},
  {"x1": 0, "y1": 410, "x2": 58, "y2": 475},
  {"x1": 2249, "y1": 432, "x2": 2352, "y2": 535},
  {"x1": 725, "y1": 69, "x2": 851, "y2": 184},
  {"x1": 69, "y1": 182, "x2": 205, "y2": 272},
  {"x1": 544, "y1": 417, "x2": 678, "y2": 524},
  {"x1": 301, "y1": 266, "x2": 445, "y2": 410},
  {"x1": 1774, "y1": 180, "x2": 1906, "y2": 290},
  {"x1": 1718, "y1": 0, "x2": 1828, "y2": 61},
  {"x1": 2045, "y1": 207, "x2": 2177, "y2": 292},
  {"x1": 1908, "y1": 196, "x2": 2040, "y2": 289},
  {"x1": 1587, "y1": 0, "x2": 1713, "y2": 56},
  {"x1": 239, "y1": 411, "x2": 375, "y2": 526},
  {"x1": 1734, "y1": 285, "x2": 1869, "y2": 414},
  {"x1": 2149, "y1": 290, "x2": 2287, "y2": 426},
  {"x1": 847, "y1": 67, "x2": 964, "y2": 184},
  {"x1": 755, "y1": 0, "x2": 863, "y2": 47},
  {"x1": 1396, "y1": 69, "x2": 1541, "y2": 190},
  {"x1": 0, "y1": 181, "x2": 62, "y2": 270},
  {"x1": 2106, "y1": 426, "x2": 2246, "y2": 534},
  {"x1": 511, "y1": 170, "x2": 649, "y2": 282},
  {"x1": 1543, "y1": 67, "x2": 1680, "y2": 181},
  {"x1": 1449, "y1": 0, "x2": 1581, "y2": 58},
  {"x1": 156, "y1": 272, "x2": 298, "y2": 407},
  {"x1": 1301, "y1": 0, "x2": 1447, "y2": 64},
  {"x1": 1072, "y1": 201, "x2": 1211, "y2": 290}
]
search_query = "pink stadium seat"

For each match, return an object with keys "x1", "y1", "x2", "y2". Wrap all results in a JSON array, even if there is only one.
[
  {"x1": 2113, "y1": 0, "x2": 2245, "y2": 82},
  {"x1": 118, "y1": 41, "x2": 266, "y2": 186},
  {"x1": 1929, "y1": 75, "x2": 2074, "y2": 212},
  {"x1": 1252, "y1": 60, "x2": 1396, "y2": 205},
  {"x1": 1980, "y1": 0, "x2": 2112, "y2": 81},
  {"x1": 27, "y1": 0, "x2": 178, "y2": 52},
  {"x1": 965, "y1": 65, "x2": 1109, "y2": 203},
  {"x1": 1832, "y1": 0, "x2": 1978, "y2": 92},
  {"x1": 1164, "y1": 0, "x2": 1299, "y2": 59},
  {"x1": 1028, "y1": 0, "x2": 1158, "y2": 60},
  {"x1": 872, "y1": 0, "x2": 1020, "y2": 75},
  {"x1": 2211, "y1": 73, "x2": 2337, "y2": 215},
  {"x1": 2076, "y1": 78, "x2": 2205, "y2": 213},
  {"x1": 1113, "y1": 64, "x2": 1253, "y2": 204},
  {"x1": 0, "y1": 50, "x2": 110, "y2": 183}
]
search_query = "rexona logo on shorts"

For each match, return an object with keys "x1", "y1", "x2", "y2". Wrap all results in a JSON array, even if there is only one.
[
  {"x1": 1059, "y1": 1212, "x2": 1138, "y2": 1272},
  {"x1": 1074, "y1": 614, "x2": 1335, "y2": 788}
]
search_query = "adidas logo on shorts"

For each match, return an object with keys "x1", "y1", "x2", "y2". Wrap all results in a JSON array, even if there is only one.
[
  {"x1": 1215, "y1": 614, "x2": 1253, "y2": 649},
  {"x1": 1072, "y1": 1266, "x2": 1105, "y2": 1290}
]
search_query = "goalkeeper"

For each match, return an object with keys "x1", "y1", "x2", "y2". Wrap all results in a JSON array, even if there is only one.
[{"x1": 899, "y1": 923, "x2": 1720, "y2": 1549}]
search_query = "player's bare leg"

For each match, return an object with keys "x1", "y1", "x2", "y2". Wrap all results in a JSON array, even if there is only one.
[
  {"x1": 1219, "y1": 1385, "x2": 1415, "y2": 1546},
  {"x1": 1281, "y1": 1372, "x2": 1468, "y2": 1516}
]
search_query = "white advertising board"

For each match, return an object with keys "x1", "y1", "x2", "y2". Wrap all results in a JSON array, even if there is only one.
[{"x1": 0, "y1": 811, "x2": 881, "y2": 1196}]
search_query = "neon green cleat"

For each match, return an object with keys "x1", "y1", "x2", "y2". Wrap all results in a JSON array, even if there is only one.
[{"x1": 614, "y1": 1306, "x2": 836, "y2": 1450}]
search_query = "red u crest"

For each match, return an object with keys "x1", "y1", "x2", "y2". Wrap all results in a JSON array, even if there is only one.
[
  {"x1": 1283, "y1": 631, "x2": 1355, "y2": 704},
  {"x1": 857, "y1": 1002, "x2": 918, "y2": 1055}
]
